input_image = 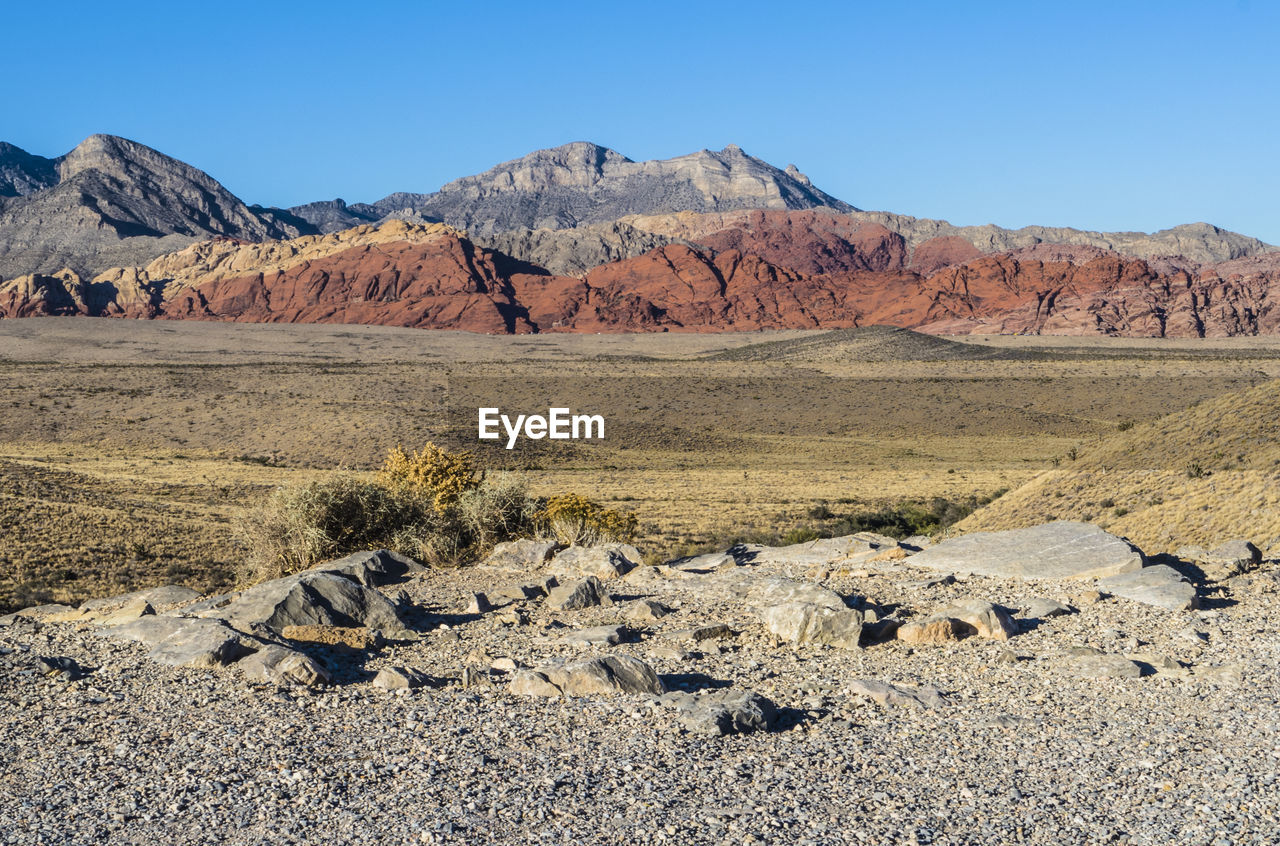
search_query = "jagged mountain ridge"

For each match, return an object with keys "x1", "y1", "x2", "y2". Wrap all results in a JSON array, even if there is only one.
[
  {"x1": 0, "y1": 135, "x2": 307, "y2": 279},
  {"x1": 288, "y1": 142, "x2": 857, "y2": 236}
]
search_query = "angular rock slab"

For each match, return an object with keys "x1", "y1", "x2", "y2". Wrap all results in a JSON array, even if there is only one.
[
  {"x1": 509, "y1": 655, "x2": 664, "y2": 697},
  {"x1": 1097, "y1": 565, "x2": 1199, "y2": 612},
  {"x1": 762, "y1": 602, "x2": 863, "y2": 650},
  {"x1": 747, "y1": 577, "x2": 848, "y2": 612},
  {"x1": 847, "y1": 679, "x2": 947, "y2": 710},
  {"x1": 546, "y1": 576, "x2": 609, "y2": 611},
  {"x1": 481, "y1": 539, "x2": 562, "y2": 571},
  {"x1": 548, "y1": 545, "x2": 638, "y2": 581},
  {"x1": 79, "y1": 585, "x2": 202, "y2": 617},
  {"x1": 907, "y1": 522, "x2": 1144, "y2": 581},
  {"x1": 658, "y1": 689, "x2": 778, "y2": 735},
  {"x1": 194, "y1": 572, "x2": 410, "y2": 635},
  {"x1": 239, "y1": 645, "x2": 330, "y2": 687},
  {"x1": 107, "y1": 617, "x2": 258, "y2": 669}
]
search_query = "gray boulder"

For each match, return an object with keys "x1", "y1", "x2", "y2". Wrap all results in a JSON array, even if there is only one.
[
  {"x1": 312, "y1": 549, "x2": 425, "y2": 587},
  {"x1": 107, "y1": 617, "x2": 258, "y2": 669},
  {"x1": 546, "y1": 576, "x2": 609, "y2": 611},
  {"x1": 548, "y1": 545, "x2": 638, "y2": 580},
  {"x1": 508, "y1": 655, "x2": 664, "y2": 698},
  {"x1": 762, "y1": 602, "x2": 863, "y2": 650},
  {"x1": 1097, "y1": 565, "x2": 1199, "y2": 612},
  {"x1": 482, "y1": 539, "x2": 562, "y2": 570},
  {"x1": 747, "y1": 577, "x2": 847, "y2": 612},
  {"x1": 658, "y1": 689, "x2": 778, "y2": 735},
  {"x1": 238, "y1": 645, "x2": 330, "y2": 687},
  {"x1": 907, "y1": 522, "x2": 1144, "y2": 581},
  {"x1": 195, "y1": 572, "x2": 411, "y2": 635}
]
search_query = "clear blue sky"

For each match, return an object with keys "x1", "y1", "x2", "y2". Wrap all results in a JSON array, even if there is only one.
[{"x1": 3, "y1": 1, "x2": 1277, "y2": 242}]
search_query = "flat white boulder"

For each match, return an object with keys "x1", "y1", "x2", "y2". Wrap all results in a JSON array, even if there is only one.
[{"x1": 906, "y1": 521, "x2": 1144, "y2": 581}]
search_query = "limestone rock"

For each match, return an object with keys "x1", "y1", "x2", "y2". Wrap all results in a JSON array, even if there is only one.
[
  {"x1": 482, "y1": 539, "x2": 562, "y2": 570},
  {"x1": 762, "y1": 603, "x2": 863, "y2": 650},
  {"x1": 897, "y1": 617, "x2": 963, "y2": 645},
  {"x1": 192, "y1": 572, "x2": 410, "y2": 635},
  {"x1": 847, "y1": 679, "x2": 947, "y2": 710},
  {"x1": 508, "y1": 655, "x2": 664, "y2": 698},
  {"x1": 1097, "y1": 565, "x2": 1199, "y2": 612},
  {"x1": 906, "y1": 522, "x2": 1144, "y2": 581},
  {"x1": 239, "y1": 646, "x2": 330, "y2": 687},
  {"x1": 372, "y1": 666, "x2": 435, "y2": 691},
  {"x1": 464, "y1": 592, "x2": 493, "y2": 614},
  {"x1": 546, "y1": 576, "x2": 609, "y2": 611},
  {"x1": 940, "y1": 600, "x2": 1018, "y2": 640},
  {"x1": 107, "y1": 617, "x2": 258, "y2": 669},
  {"x1": 548, "y1": 545, "x2": 638, "y2": 581},
  {"x1": 658, "y1": 689, "x2": 778, "y2": 736}
]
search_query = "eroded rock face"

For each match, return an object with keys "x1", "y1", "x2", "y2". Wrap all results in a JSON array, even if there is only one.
[{"x1": 907, "y1": 522, "x2": 1145, "y2": 581}]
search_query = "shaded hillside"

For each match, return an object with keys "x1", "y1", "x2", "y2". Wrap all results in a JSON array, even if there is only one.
[{"x1": 957, "y1": 378, "x2": 1280, "y2": 554}]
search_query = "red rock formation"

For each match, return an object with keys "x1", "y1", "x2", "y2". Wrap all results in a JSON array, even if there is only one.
[
  {"x1": 163, "y1": 237, "x2": 543, "y2": 334},
  {"x1": 3, "y1": 219, "x2": 1278, "y2": 338}
]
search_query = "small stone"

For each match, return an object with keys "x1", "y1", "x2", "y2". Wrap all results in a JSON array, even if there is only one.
[
  {"x1": 1021, "y1": 598, "x2": 1073, "y2": 619},
  {"x1": 372, "y1": 666, "x2": 435, "y2": 691},
  {"x1": 465, "y1": 592, "x2": 493, "y2": 614},
  {"x1": 625, "y1": 599, "x2": 672, "y2": 622}
]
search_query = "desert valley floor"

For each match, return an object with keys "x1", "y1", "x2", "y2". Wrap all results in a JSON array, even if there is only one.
[{"x1": 3, "y1": 319, "x2": 1280, "y2": 845}]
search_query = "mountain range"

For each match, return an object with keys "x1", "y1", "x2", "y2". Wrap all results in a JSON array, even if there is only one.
[{"x1": 1, "y1": 134, "x2": 1277, "y2": 336}]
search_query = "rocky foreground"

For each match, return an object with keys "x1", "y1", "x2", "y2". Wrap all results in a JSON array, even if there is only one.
[{"x1": 3, "y1": 522, "x2": 1279, "y2": 845}]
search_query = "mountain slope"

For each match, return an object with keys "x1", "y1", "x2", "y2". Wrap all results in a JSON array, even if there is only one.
[
  {"x1": 0, "y1": 142, "x2": 59, "y2": 198},
  {"x1": 956, "y1": 379, "x2": 1280, "y2": 554},
  {"x1": 0, "y1": 135, "x2": 310, "y2": 279}
]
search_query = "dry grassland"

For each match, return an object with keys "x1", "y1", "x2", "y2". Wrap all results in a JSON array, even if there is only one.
[{"x1": 2, "y1": 318, "x2": 1276, "y2": 610}]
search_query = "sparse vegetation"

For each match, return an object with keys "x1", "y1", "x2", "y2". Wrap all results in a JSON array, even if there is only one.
[
  {"x1": 238, "y1": 443, "x2": 634, "y2": 585},
  {"x1": 537, "y1": 493, "x2": 638, "y2": 546}
]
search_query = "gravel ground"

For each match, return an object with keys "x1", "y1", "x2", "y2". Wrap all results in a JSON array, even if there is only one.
[{"x1": 3, "y1": 550, "x2": 1279, "y2": 846}]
